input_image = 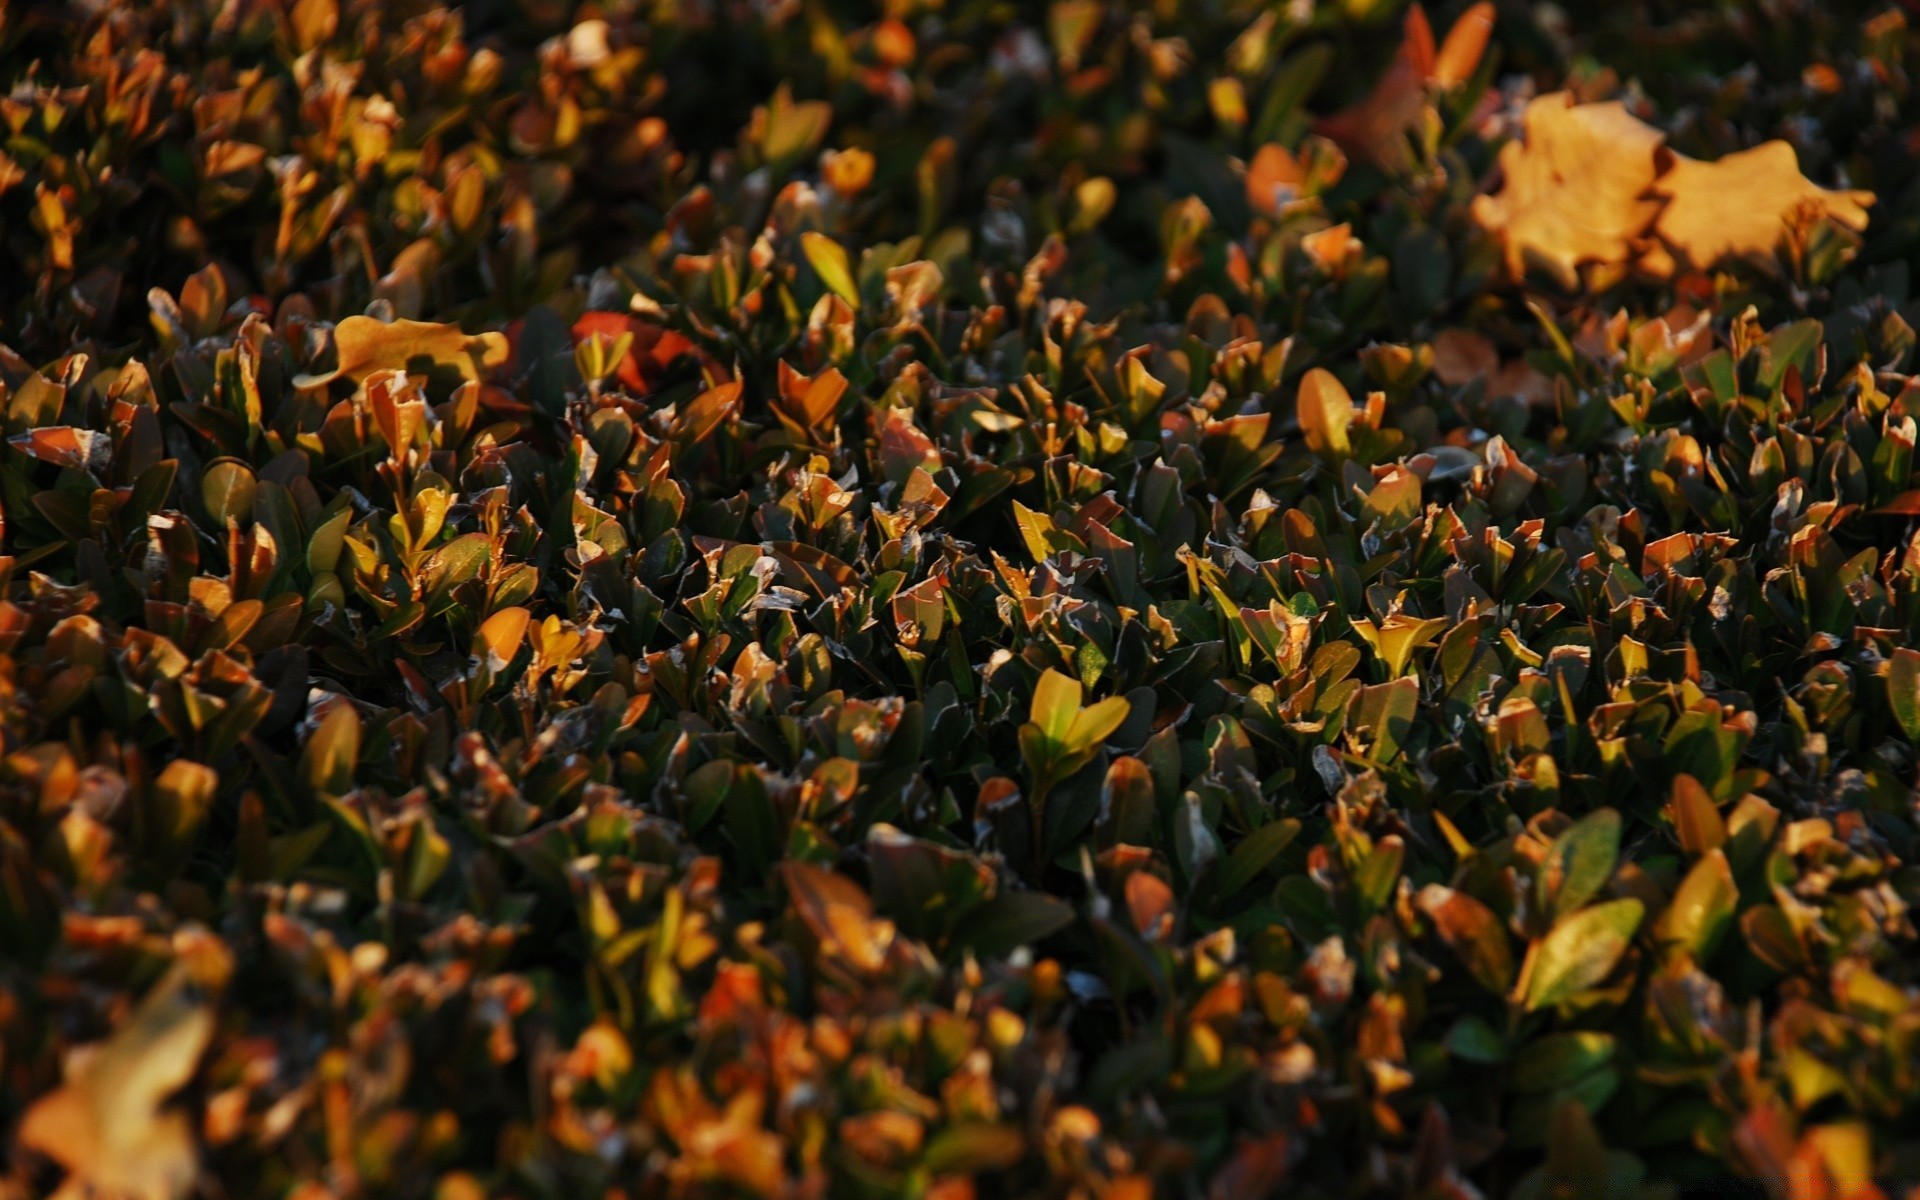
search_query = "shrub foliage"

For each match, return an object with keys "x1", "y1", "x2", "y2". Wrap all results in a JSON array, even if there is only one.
[{"x1": 1, "y1": 0, "x2": 1918, "y2": 1197}]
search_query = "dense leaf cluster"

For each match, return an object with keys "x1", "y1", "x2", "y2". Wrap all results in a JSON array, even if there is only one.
[{"x1": 1, "y1": 1, "x2": 1918, "y2": 1198}]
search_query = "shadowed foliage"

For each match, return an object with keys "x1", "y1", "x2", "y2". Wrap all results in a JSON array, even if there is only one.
[{"x1": 0, "y1": 1, "x2": 1918, "y2": 1198}]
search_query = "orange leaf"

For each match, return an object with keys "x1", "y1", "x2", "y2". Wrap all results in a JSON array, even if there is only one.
[
  {"x1": 1245, "y1": 144, "x2": 1305, "y2": 217},
  {"x1": 474, "y1": 606, "x2": 531, "y2": 674},
  {"x1": 1470, "y1": 91, "x2": 1667, "y2": 289},
  {"x1": 1317, "y1": 3, "x2": 1493, "y2": 171},
  {"x1": 1124, "y1": 870, "x2": 1175, "y2": 938},
  {"x1": 571, "y1": 312, "x2": 707, "y2": 394},
  {"x1": 1651, "y1": 141, "x2": 1874, "y2": 272}
]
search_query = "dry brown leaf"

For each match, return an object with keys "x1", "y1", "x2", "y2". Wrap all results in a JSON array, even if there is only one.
[
  {"x1": 19, "y1": 967, "x2": 214, "y2": 1200},
  {"x1": 1470, "y1": 92, "x2": 1667, "y2": 289},
  {"x1": 1651, "y1": 141, "x2": 1874, "y2": 272},
  {"x1": 1430, "y1": 328, "x2": 1499, "y2": 386},
  {"x1": 1317, "y1": 3, "x2": 1494, "y2": 171}
]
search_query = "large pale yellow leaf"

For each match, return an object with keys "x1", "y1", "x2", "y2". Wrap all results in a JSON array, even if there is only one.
[
  {"x1": 1651, "y1": 141, "x2": 1874, "y2": 272},
  {"x1": 1470, "y1": 92, "x2": 1666, "y2": 289},
  {"x1": 19, "y1": 968, "x2": 214, "y2": 1200}
]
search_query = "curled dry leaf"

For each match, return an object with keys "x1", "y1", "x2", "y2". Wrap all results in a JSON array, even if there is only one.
[
  {"x1": 1470, "y1": 91, "x2": 1666, "y2": 289},
  {"x1": 1651, "y1": 142, "x2": 1875, "y2": 272}
]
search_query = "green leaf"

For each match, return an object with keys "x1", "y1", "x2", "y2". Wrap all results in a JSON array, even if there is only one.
[
  {"x1": 201, "y1": 460, "x2": 256, "y2": 527},
  {"x1": 1537, "y1": 808, "x2": 1620, "y2": 924},
  {"x1": 306, "y1": 507, "x2": 352, "y2": 576},
  {"x1": 1654, "y1": 849, "x2": 1737, "y2": 962},
  {"x1": 1212, "y1": 818, "x2": 1301, "y2": 902},
  {"x1": 1514, "y1": 1031, "x2": 1615, "y2": 1094},
  {"x1": 1066, "y1": 695, "x2": 1131, "y2": 755},
  {"x1": 1522, "y1": 898, "x2": 1643, "y2": 1011},
  {"x1": 955, "y1": 891, "x2": 1074, "y2": 957},
  {"x1": 1888, "y1": 647, "x2": 1920, "y2": 741}
]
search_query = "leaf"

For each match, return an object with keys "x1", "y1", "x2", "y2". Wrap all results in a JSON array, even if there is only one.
[
  {"x1": 1213, "y1": 818, "x2": 1301, "y2": 902},
  {"x1": 1667, "y1": 775, "x2": 1726, "y2": 856},
  {"x1": 10, "y1": 426, "x2": 110, "y2": 472},
  {"x1": 1245, "y1": 144, "x2": 1305, "y2": 217},
  {"x1": 1418, "y1": 884, "x2": 1515, "y2": 993},
  {"x1": 1030, "y1": 668, "x2": 1082, "y2": 747},
  {"x1": 299, "y1": 701, "x2": 361, "y2": 798},
  {"x1": 1349, "y1": 676, "x2": 1418, "y2": 762},
  {"x1": 923, "y1": 1123, "x2": 1027, "y2": 1174},
  {"x1": 762, "y1": 83, "x2": 832, "y2": 173},
  {"x1": 149, "y1": 760, "x2": 218, "y2": 875},
  {"x1": 1536, "y1": 808, "x2": 1621, "y2": 924},
  {"x1": 1296, "y1": 367, "x2": 1352, "y2": 458},
  {"x1": 1068, "y1": 695, "x2": 1131, "y2": 755},
  {"x1": 1888, "y1": 648, "x2": 1920, "y2": 741},
  {"x1": 1652, "y1": 142, "x2": 1874, "y2": 272},
  {"x1": 299, "y1": 316, "x2": 509, "y2": 387},
  {"x1": 200, "y1": 460, "x2": 256, "y2": 527},
  {"x1": 1470, "y1": 92, "x2": 1666, "y2": 288},
  {"x1": 801, "y1": 232, "x2": 860, "y2": 307},
  {"x1": 1522, "y1": 898, "x2": 1644, "y2": 1011},
  {"x1": 1125, "y1": 870, "x2": 1175, "y2": 937},
  {"x1": 954, "y1": 890, "x2": 1075, "y2": 957},
  {"x1": 780, "y1": 862, "x2": 893, "y2": 973},
  {"x1": 18, "y1": 966, "x2": 214, "y2": 1200},
  {"x1": 474, "y1": 606, "x2": 532, "y2": 674},
  {"x1": 1316, "y1": 3, "x2": 1495, "y2": 171},
  {"x1": 1654, "y1": 849, "x2": 1737, "y2": 962}
]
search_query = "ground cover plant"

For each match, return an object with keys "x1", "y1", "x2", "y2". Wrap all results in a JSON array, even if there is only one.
[{"x1": 0, "y1": 0, "x2": 1918, "y2": 1196}]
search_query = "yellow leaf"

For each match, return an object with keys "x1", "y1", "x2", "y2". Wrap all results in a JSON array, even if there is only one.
[
  {"x1": 1470, "y1": 92, "x2": 1666, "y2": 289},
  {"x1": 800, "y1": 231, "x2": 859, "y2": 307},
  {"x1": 1296, "y1": 367, "x2": 1353, "y2": 458},
  {"x1": 297, "y1": 316, "x2": 509, "y2": 387},
  {"x1": 1030, "y1": 668, "x2": 1082, "y2": 746},
  {"x1": 1067, "y1": 695, "x2": 1131, "y2": 755},
  {"x1": 475, "y1": 606, "x2": 532, "y2": 674},
  {"x1": 1651, "y1": 141, "x2": 1874, "y2": 272},
  {"x1": 19, "y1": 967, "x2": 214, "y2": 1200}
]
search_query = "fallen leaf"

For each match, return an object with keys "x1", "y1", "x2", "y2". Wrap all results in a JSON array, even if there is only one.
[
  {"x1": 1470, "y1": 92, "x2": 1666, "y2": 288},
  {"x1": 298, "y1": 316, "x2": 509, "y2": 387},
  {"x1": 1651, "y1": 141, "x2": 1874, "y2": 272},
  {"x1": 19, "y1": 967, "x2": 214, "y2": 1200}
]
